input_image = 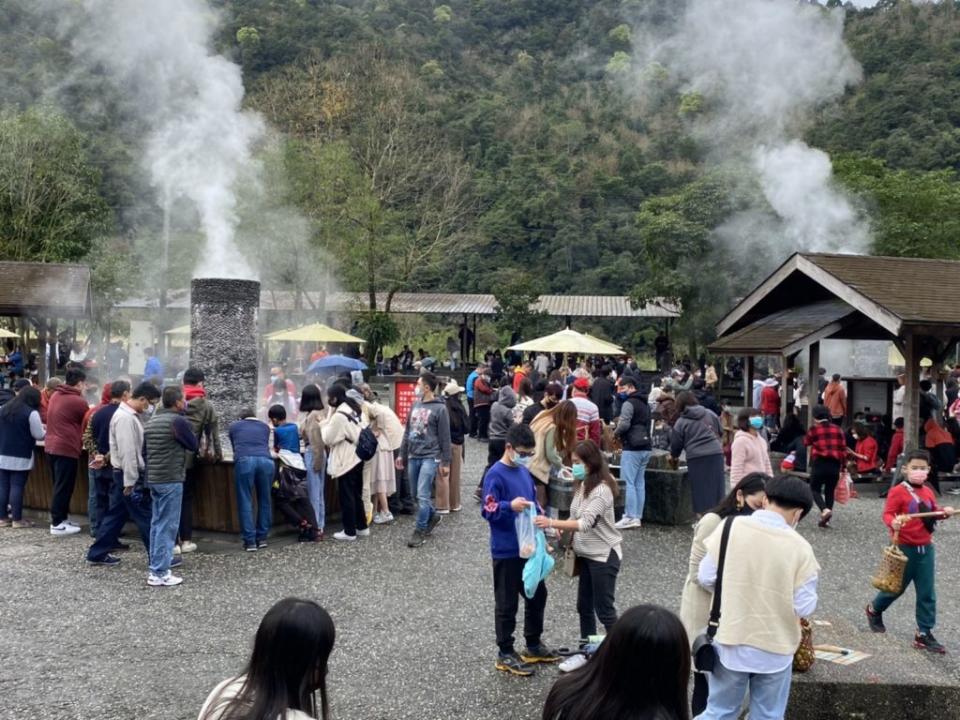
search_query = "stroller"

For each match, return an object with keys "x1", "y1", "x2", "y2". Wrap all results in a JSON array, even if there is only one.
[{"x1": 273, "y1": 450, "x2": 320, "y2": 542}]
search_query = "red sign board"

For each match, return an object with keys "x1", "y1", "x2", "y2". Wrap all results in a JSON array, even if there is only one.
[{"x1": 394, "y1": 381, "x2": 418, "y2": 425}]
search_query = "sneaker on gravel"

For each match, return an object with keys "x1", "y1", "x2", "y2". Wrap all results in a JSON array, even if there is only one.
[
  {"x1": 495, "y1": 652, "x2": 535, "y2": 677},
  {"x1": 170, "y1": 556, "x2": 183, "y2": 568},
  {"x1": 614, "y1": 516, "x2": 641, "y2": 529},
  {"x1": 243, "y1": 543, "x2": 258, "y2": 552},
  {"x1": 520, "y1": 644, "x2": 561, "y2": 664},
  {"x1": 436, "y1": 509, "x2": 450, "y2": 515},
  {"x1": 180, "y1": 541, "x2": 198, "y2": 553},
  {"x1": 426, "y1": 513, "x2": 442, "y2": 535},
  {"x1": 332, "y1": 531, "x2": 357, "y2": 542},
  {"x1": 558, "y1": 653, "x2": 588, "y2": 673},
  {"x1": 407, "y1": 529, "x2": 426, "y2": 548},
  {"x1": 173, "y1": 545, "x2": 182, "y2": 555},
  {"x1": 373, "y1": 512, "x2": 395, "y2": 525},
  {"x1": 256, "y1": 540, "x2": 268, "y2": 549},
  {"x1": 65, "y1": 519, "x2": 81, "y2": 528},
  {"x1": 865, "y1": 604, "x2": 886, "y2": 633},
  {"x1": 50, "y1": 522, "x2": 81, "y2": 536},
  {"x1": 357, "y1": 528, "x2": 370, "y2": 537},
  {"x1": 147, "y1": 572, "x2": 183, "y2": 587},
  {"x1": 451, "y1": 506, "x2": 462, "y2": 512},
  {"x1": 914, "y1": 632, "x2": 946, "y2": 654},
  {"x1": 87, "y1": 554, "x2": 122, "y2": 567}
]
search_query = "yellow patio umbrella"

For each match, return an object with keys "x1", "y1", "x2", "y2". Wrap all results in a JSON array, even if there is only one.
[
  {"x1": 0, "y1": 328, "x2": 18, "y2": 339},
  {"x1": 507, "y1": 328, "x2": 625, "y2": 355},
  {"x1": 164, "y1": 324, "x2": 191, "y2": 336},
  {"x1": 266, "y1": 322, "x2": 365, "y2": 345}
]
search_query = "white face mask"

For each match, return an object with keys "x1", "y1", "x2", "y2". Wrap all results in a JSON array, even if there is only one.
[{"x1": 414, "y1": 385, "x2": 424, "y2": 398}]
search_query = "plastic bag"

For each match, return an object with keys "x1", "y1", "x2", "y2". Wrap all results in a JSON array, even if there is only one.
[
  {"x1": 780, "y1": 451, "x2": 796, "y2": 472},
  {"x1": 834, "y1": 470, "x2": 850, "y2": 505},
  {"x1": 523, "y1": 509, "x2": 556, "y2": 598},
  {"x1": 516, "y1": 503, "x2": 536, "y2": 558}
]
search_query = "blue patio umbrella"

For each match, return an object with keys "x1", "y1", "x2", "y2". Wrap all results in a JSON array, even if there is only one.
[{"x1": 306, "y1": 355, "x2": 368, "y2": 374}]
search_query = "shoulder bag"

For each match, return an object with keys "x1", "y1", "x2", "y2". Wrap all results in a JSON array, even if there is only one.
[{"x1": 692, "y1": 515, "x2": 735, "y2": 672}]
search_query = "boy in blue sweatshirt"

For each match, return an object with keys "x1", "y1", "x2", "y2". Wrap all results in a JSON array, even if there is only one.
[
  {"x1": 482, "y1": 423, "x2": 559, "y2": 676},
  {"x1": 268, "y1": 405, "x2": 301, "y2": 454}
]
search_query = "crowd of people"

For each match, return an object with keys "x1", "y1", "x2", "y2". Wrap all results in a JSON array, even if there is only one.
[{"x1": 3, "y1": 346, "x2": 959, "y2": 720}]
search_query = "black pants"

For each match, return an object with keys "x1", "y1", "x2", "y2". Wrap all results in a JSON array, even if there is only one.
[
  {"x1": 275, "y1": 494, "x2": 318, "y2": 539},
  {"x1": 337, "y1": 463, "x2": 367, "y2": 537},
  {"x1": 810, "y1": 457, "x2": 841, "y2": 512},
  {"x1": 692, "y1": 672, "x2": 709, "y2": 717},
  {"x1": 478, "y1": 438, "x2": 506, "y2": 489},
  {"x1": 87, "y1": 472, "x2": 152, "y2": 562},
  {"x1": 577, "y1": 549, "x2": 620, "y2": 638},
  {"x1": 48, "y1": 454, "x2": 78, "y2": 526},
  {"x1": 493, "y1": 557, "x2": 547, "y2": 655},
  {"x1": 475, "y1": 404, "x2": 490, "y2": 440},
  {"x1": 178, "y1": 465, "x2": 200, "y2": 542},
  {"x1": 467, "y1": 398, "x2": 476, "y2": 437}
]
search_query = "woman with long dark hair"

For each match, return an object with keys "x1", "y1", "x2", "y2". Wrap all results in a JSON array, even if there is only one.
[
  {"x1": 535, "y1": 440, "x2": 622, "y2": 672},
  {"x1": 298, "y1": 384, "x2": 326, "y2": 539},
  {"x1": 529, "y1": 400, "x2": 577, "y2": 510},
  {"x1": 198, "y1": 597, "x2": 336, "y2": 720},
  {"x1": 541, "y1": 604, "x2": 691, "y2": 720},
  {"x1": 0, "y1": 386, "x2": 45, "y2": 528},
  {"x1": 320, "y1": 384, "x2": 367, "y2": 541},
  {"x1": 679, "y1": 472, "x2": 768, "y2": 716}
]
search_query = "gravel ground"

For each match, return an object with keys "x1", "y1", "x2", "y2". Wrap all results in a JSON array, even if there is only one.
[{"x1": 1, "y1": 438, "x2": 958, "y2": 720}]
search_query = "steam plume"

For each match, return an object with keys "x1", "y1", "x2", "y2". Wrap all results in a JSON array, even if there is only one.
[{"x1": 71, "y1": 0, "x2": 262, "y2": 278}]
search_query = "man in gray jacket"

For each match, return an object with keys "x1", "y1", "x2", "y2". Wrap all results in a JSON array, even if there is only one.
[
  {"x1": 143, "y1": 386, "x2": 198, "y2": 587},
  {"x1": 398, "y1": 372, "x2": 452, "y2": 548}
]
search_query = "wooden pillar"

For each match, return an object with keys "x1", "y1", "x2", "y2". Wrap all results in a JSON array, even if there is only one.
[
  {"x1": 903, "y1": 332, "x2": 920, "y2": 452},
  {"x1": 49, "y1": 318, "x2": 58, "y2": 379},
  {"x1": 743, "y1": 355, "x2": 754, "y2": 407},
  {"x1": 782, "y1": 352, "x2": 797, "y2": 424},
  {"x1": 807, "y1": 342, "x2": 820, "y2": 428},
  {"x1": 36, "y1": 318, "x2": 48, "y2": 385}
]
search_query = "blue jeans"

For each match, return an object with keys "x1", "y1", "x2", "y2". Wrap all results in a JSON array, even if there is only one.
[
  {"x1": 87, "y1": 471, "x2": 153, "y2": 562},
  {"x1": 408, "y1": 457, "x2": 438, "y2": 531},
  {"x1": 234, "y1": 456, "x2": 274, "y2": 545},
  {"x1": 87, "y1": 468, "x2": 98, "y2": 536},
  {"x1": 148, "y1": 482, "x2": 184, "y2": 577},
  {"x1": 0, "y1": 469, "x2": 29, "y2": 521},
  {"x1": 620, "y1": 450, "x2": 651, "y2": 520},
  {"x1": 87, "y1": 467, "x2": 114, "y2": 537},
  {"x1": 696, "y1": 660, "x2": 792, "y2": 720},
  {"x1": 304, "y1": 448, "x2": 325, "y2": 530}
]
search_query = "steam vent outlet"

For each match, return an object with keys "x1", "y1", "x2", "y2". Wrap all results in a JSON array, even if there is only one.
[{"x1": 189, "y1": 278, "x2": 260, "y2": 450}]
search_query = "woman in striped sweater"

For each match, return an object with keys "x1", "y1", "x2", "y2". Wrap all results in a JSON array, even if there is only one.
[{"x1": 535, "y1": 439, "x2": 622, "y2": 672}]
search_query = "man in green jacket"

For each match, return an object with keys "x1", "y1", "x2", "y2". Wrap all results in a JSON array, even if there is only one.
[{"x1": 179, "y1": 367, "x2": 222, "y2": 553}]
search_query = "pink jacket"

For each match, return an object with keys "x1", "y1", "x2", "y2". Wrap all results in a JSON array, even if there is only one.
[{"x1": 729, "y1": 429, "x2": 772, "y2": 488}]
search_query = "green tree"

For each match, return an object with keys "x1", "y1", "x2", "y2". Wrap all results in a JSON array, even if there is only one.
[
  {"x1": 493, "y1": 270, "x2": 547, "y2": 342},
  {"x1": 0, "y1": 108, "x2": 110, "y2": 262}
]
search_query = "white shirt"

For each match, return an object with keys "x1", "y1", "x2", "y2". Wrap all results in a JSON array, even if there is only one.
[
  {"x1": 697, "y1": 509, "x2": 818, "y2": 673},
  {"x1": 198, "y1": 676, "x2": 313, "y2": 720},
  {"x1": 892, "y1": 385, "x2": 905, "y2": 421}
]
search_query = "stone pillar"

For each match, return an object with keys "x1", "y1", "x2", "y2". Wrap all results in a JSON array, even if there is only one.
[{"x1": 190, "y1": 279, "x2": 260, "y2": 450}]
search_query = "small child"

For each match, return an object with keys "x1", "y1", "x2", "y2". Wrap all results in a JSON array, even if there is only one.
[
  {"x1": 866, "y1": 449, "x2": 955, "y2": 652},
  {"x1": 481, "y1": 423, "x2": 559, "y2": 677},
  {"x1": 269, "y1": 404, "x2": 301, "y2": 454}
]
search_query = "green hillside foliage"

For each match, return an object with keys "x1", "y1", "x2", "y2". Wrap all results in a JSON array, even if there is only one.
[{"x1": 1, "y1": 0, "x2": 959, "y2": 349}]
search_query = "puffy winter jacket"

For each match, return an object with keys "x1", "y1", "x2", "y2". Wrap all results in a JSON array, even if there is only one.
[
  {"x1": 489, "y1": 386, "x2": 517, "y2": 440},
  {"x1": 670, "y1": 404, "x2": 722, "y2": 460}
]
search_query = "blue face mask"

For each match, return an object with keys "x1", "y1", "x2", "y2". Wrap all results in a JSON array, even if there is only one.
[
  {"x1": 749, "y1": 416, "x2": 764, "y2": 430},
  {"x1": 514, "y1": 454, "x2": 532, "y2": 468},
  {"x1": 572, "y1": 463, "x2": 587, "y2": 480}
]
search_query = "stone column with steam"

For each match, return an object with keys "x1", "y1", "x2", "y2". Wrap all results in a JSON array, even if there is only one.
[{"x1": 190, "y1": 279, "x2": 260, "y2": 452}]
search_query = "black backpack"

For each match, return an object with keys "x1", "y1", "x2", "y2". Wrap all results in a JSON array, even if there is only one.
[{"x1": 348, "y1": 413, "x2": 379, "y2": 462}]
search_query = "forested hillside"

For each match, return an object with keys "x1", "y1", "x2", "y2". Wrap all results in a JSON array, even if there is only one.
[{"x1": 1, "y1": 0, "x2": 959, "y2": 350}]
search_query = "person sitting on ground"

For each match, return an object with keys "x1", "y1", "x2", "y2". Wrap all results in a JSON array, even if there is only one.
[
  {"x1": 729, "y1": 408, "x2": 773, "y2": 489},
  {"x1": 851, "y1": 421, "x2": 881, "y2": 478},
  {"x1": 199, "y1": 597, "x2": 336, "y2": 720},
  {"x1": 866, "y1": 449, "x2": 954, "y2": 653},
  {"x1": 482, "y1": 423, "x2": 560, "y2": 677},
  {"x1": 696, "y1": 475, "x2": 819, "y2": 720},
  {"x1": 679, "y1": 473, "x2": 767, "y2": 716},
  {"x1": 540, "y1": 604, "x2": 691, "y2": 720},
  {"x1": 534, "y1": 440, "x2": 623, "y2": 674},
  {"x1": 269, "y1": 404, "x2": 301, "y2": 454}
]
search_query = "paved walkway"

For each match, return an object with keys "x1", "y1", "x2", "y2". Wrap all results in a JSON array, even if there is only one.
[{"x1": 1, "y1": 439, "x2": 958, "y2": 719}]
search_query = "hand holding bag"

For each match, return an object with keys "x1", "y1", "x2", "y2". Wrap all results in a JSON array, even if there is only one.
[
  {"x1": 691, "y1": 515, "x2": 735, "y2": 673},
  {"x1": 793, "y1": 618, "x2": 815, "y2": 672}
]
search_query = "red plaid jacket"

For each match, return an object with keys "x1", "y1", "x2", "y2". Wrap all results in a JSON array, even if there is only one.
[{"x1": 803, "y1": 422, "x2": 848, "y2": 462}]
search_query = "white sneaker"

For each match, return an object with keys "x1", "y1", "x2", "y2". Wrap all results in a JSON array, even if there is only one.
[
  {"x1": 614, "y1": 517, "x2": 642, "y2": 530},
  {"x1": 357, "y1": 528, "x2": 371, "y2": 537},
  {"x1": 173, "y1": 545, "x2": 182, "y2": 555},
  {"x1": 50, "y1": 522, "x2": 81, "y2": 536},
  {"x1": 373, "y1": 512, "x2": 394, "y2": 525},
  {"x1": 64, "y1": 519, "x2": 81, "y2": 528},
  {"x1": 436, "y1": 509, "x2": 451, "y2": 515},
  {"x1": 147, "y1": 572, "x2": 183, "y2": 587},
  {"x1": 559, "y1": 654, "x2": 588, "y2": 673},
  {"x1": 332, "y1": 531, "x2": 357, "y2": 542},
  {"x1": 180, "y1": 541, "x2": 197, "y2": 553}
]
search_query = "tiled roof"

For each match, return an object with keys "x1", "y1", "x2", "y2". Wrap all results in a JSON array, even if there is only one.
[{"x1": 0, "y1": 262, "x2": 92, "y2": 317}]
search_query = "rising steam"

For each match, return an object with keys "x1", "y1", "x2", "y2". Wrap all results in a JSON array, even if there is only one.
[
  {"x1": 70, "y1": 0, "x2": 262, "y2": 279},
  {"x1": 655, "y1": 0, "x2": 867, "y2": 258}
]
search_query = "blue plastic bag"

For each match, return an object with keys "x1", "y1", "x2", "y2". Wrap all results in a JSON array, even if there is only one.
[{"x1": 522, "y1": 506, "x2": 555, "y2": 598}]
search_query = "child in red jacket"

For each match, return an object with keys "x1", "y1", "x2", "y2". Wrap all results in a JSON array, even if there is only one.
[{"x1": 866, "y1": 449, "x2": 954, "y2": 652}]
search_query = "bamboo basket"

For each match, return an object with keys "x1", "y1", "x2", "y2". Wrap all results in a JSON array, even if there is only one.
[{"x1": 871, "y1": 530, "x2": 907, "y2": 595}]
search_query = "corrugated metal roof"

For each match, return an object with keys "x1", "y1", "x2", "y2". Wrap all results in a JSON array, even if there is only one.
[
  {"x1": 119, "y1": 290, "x2": 680, "y2": 319},
  {"x1": 803, "y1": 253, "x2": 960, "y2": 325},
  {"x1": 709, "y1": 300, "x2": 854, "y2": 355},
  {"x1": 0, "y1": 262, "x2": 92, "y2": 317}
]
